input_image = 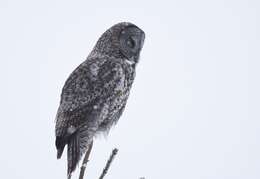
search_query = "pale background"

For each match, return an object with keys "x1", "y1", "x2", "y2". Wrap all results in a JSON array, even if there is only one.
[{"x1": 0, "y1": 0, "x2": 259, "y2": 179}]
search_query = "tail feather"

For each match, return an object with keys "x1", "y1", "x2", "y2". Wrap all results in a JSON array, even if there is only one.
[
  {"x1": 67, "y1": 133, "x2": 80, "y2": 176},
  {"x1": 66, "y1": 125, "x2": 95, "y2": 177}
]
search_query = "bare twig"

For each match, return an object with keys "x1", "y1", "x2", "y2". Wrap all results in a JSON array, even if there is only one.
[
  {"x1": 98, "y1": 148, "x2": 119, "y2": 179},
  {"x1": 79, "y1": 141, "x2": 93, "y2": 179}
]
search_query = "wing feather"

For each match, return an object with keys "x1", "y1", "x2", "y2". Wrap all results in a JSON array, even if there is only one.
[{"x1": 55, "y1": 57, "x2": 125, "y2": 137}]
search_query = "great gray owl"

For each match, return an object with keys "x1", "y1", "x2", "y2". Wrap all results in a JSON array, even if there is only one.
[{"x1": 55, "y1": 22, "x2": 145, "y2": 178}]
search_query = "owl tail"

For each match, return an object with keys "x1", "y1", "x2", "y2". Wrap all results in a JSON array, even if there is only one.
[
  {"x1": 67, "y1": 127, "x2": 94, "y2": 178},
  {"x1": 67, "y1": 132, "x2": 80, "y2": 178}
]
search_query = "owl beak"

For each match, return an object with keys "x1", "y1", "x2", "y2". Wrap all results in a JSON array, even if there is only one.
[
  {"x1": 139, "y1": 31, "x2": 145, "y2": 50},
  {"x1": 134, "y1": 31, "x2": 145, "y2": 63},
  {"x1": 134, "y1": 54, "x2": 140, "y2": 63}
]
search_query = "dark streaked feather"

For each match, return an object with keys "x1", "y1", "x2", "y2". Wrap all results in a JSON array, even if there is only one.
[{"x1": 67, "y1": 132, "x2": 80, "y2": 176}]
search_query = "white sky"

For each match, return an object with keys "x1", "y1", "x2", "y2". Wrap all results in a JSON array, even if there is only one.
[{"x1": 0, "y1": 0, "x2": 259, "y2": 179}]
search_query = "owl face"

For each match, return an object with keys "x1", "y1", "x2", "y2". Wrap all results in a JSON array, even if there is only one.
[
  {"x1": 92, "y1": 22, "x2": 145, "y2": 62},
  {"x1": 119, "y1": 25, "x2": 145, "y2": 63}
]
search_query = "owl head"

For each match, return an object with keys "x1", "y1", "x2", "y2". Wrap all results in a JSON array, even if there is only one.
[{"x1": 92, "y1": 22, "x2": 145, "y2": 64}]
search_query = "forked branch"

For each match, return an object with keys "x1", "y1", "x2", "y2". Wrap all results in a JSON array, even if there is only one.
[{"x1": 98, "y1": 148, "x2": 119, "y2": 179}]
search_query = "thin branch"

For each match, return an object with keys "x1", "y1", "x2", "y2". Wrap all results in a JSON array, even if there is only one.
[
  {"x1": 79, "y1": 141, "x2": 93, "y2": 179},
  {"x1": 98, "y1": 148, "x2": 119, "y2": 179}
]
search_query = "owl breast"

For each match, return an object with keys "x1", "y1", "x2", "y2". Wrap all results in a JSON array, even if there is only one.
[{"x1": 97, "y1": 61, "x2": 136, "y2": 133}]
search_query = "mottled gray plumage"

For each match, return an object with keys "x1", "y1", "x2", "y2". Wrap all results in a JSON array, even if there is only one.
[{"x1": 55, "y1": 22, "x2": 145, "y2": 177}]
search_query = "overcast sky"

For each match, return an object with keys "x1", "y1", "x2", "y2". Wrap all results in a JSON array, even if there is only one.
[{"x1": 0, "y1": 0, "x2": 259, "y2": 179}]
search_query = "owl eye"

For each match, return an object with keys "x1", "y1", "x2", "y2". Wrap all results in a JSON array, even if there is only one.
[{"x1": 126, "y1": 37, "x2": 135, "y2": 48}]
